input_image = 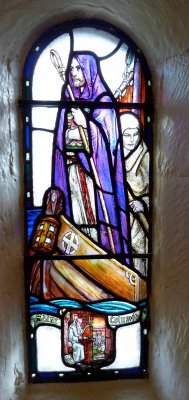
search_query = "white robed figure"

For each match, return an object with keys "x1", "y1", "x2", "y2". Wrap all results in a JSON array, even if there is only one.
[
  {"x1": 68, "y1": 318, "x2": 85, "y2": 363},
  {"x1": 120, "y1": 113, "x2": 149, "y2": 275}
]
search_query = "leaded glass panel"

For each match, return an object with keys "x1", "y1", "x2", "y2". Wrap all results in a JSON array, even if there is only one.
[{"x1": 22, "y1": 19, "x2": 152, "y2": 382}]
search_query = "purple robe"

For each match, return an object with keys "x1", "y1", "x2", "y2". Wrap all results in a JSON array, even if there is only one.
[{"x1": 53, "y1": 53, "x2": 129, "y2": 254}]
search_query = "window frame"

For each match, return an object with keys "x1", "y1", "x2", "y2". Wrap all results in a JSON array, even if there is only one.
[{"x1": 20, "y1": 18, "x2": 153, "y2": 383}]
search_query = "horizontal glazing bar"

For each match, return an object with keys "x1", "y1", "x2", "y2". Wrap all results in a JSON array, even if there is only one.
[
  {"x1": 25, "y1": 253, "x2": 152, "y2": 260},
  {"x1": 19, "y1": 99, "x2": 154, "y2": 111}
]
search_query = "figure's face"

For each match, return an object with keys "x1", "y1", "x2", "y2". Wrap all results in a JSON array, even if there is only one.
[
  {"x1": 70, "y1": 58, "x2": 86, "y2": 88},
  {"x1": 51, "y1": 191, "x2": 57, "y2": 202},
  {"x1": 122, "y1": 127, "x2": 140, "y2": 151}
]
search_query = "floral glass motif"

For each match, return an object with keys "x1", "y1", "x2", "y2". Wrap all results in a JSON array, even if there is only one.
[{"x1": 23, "y1": 20, "x2": 152, "y2": 382}]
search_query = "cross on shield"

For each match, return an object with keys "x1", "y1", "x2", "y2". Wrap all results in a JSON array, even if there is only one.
[{"x1": 61, "y1": 231, "x2": 79, "y2": 255}]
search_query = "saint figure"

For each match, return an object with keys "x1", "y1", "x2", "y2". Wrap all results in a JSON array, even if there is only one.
[
  {"x1": 53, "y1": 52, "x2": 130, "y2": 254},
  {"x1": 68, "y1": 318, "x2": 85, "y2": 364}
]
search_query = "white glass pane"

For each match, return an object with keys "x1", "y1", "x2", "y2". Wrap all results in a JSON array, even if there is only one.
[
  {"x1": 32, "y1": 130, "x2": 53, "y2": 206},
  {"x1": 36, "y1": 325, "x2": 75, "y2": 372},
  {"x1": 102, "y1": 323, "x2": 141, "y2": 369},
  {"x1": 73, "y1": 27, "x2": 119, "y2": 56},
  {"x1": 100, "y1": 43, "x2": 128, "y2": 94},
  {"x1": 45, "y1": 237, "x2": 51, "y2": 243},
  {"x1": 32, "y1": 33, "x2": 70, "y2": 100},
  {"x1": 32, "y1": 107, "x2": 58, "y2": 130}
]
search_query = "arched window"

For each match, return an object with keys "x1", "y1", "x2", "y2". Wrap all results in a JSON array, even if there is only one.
[{"x1": 22, "y1": 19, "x2": 152, "y2": 382}]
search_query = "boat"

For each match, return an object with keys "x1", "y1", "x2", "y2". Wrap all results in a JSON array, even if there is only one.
[{"x1": 30, "y1": 213, "x2": 147, "y2": 303}]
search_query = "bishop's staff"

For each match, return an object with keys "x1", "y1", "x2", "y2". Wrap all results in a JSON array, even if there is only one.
[{"x1": 50, "y1": 49, "x2": 116, "y2": 254}]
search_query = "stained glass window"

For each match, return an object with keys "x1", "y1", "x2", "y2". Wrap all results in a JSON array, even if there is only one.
[{"x1": 21, "y1": 19, "x2": 153, "y2": 382}]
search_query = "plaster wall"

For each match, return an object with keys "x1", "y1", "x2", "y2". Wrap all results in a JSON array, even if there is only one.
[{"x1": 0, "y1": 1, "x2": 188, "y2": 399}]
